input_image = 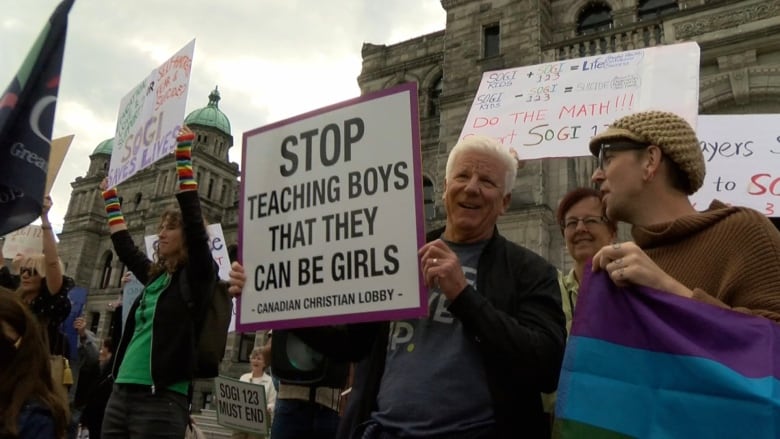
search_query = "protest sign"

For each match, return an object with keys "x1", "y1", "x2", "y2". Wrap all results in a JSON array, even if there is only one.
[
  {"x1": 45, "y1": 134, "x2": 73, "y2": 195},
  {"x1": 144, "y1": 222, "x2": 237, "y2": 331},
  {"x1": 2, "y1": 224, "x2": 43, "y2": 258},
  {"x1": 239, "y1": 82, "x2": 427, "y2": 331},
  {"x1": 108, "y1": 39, "x2": 195, "y2": 187},
  {"x1": 144, "y1": 222, "x2": 231, "y2": 280},
  {"x1": 690, "y1": 114, "x2": 780, "y2": 217},
  {"x1": 459, "y1": 42, "x2": 700, "y2": 159},
  {"x1": 63, "y1": 286, "x2": 88, "y2": 363},
  {"x1": 122, "y1": 272, "x2": 144, "y2": 327},
  {"x1": 214, "y1": 376, "x2": 269, "y2": 435}
]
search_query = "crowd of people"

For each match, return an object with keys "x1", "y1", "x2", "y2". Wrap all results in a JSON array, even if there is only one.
[{"x1": 1, "y1": 109, "x2": 779, "y2": 439}]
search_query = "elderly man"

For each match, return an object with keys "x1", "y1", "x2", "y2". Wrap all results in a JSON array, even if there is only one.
[
  {"x1": 589, "y1": 110, "x2": 780, "y2": 322},
  {"x1": 229, "y1": 135, "x2": 565, "y2": 438}
]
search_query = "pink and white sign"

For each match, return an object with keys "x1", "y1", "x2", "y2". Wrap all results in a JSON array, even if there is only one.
[
  {"x1": 108, "y1": 39, "x2": 195, "y2": 187},
  {"x1": 691, "y1": 114, "x2": 780, "y2": 217}
]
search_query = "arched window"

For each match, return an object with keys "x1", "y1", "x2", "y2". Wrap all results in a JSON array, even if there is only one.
[
  {"x1": 423, "y1": 177, "x2": 436, "y2": 220},
  {"x1": 428, "y1": 76, "x2": 443, "y2": 117},
  {"x1": 208, "y1": 177, "x2": 215, "y2": 199},
  {"x1": 577, "y1": 2, "x2": 613, "y2": 35},
  {"x1": 638, "y1": 0, "x2": 678, "y2": 21},
  {"x1": 100, "y1": 252, "x2": 113, "y2": 289}
]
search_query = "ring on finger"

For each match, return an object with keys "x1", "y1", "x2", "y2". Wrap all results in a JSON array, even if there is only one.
[
  {"x1": 433, "y1": 258, "x2": 438, "y2": 264},
  {"x1": 612, "y1": 242, "x2": 621, "y2": 250}
]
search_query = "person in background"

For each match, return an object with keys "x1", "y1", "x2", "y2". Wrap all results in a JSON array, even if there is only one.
[
  {"x1": 541, "y1": 187, "x2": 617, "y2": 416},
  {"x1": 100, "y1": 125, "x2": 217, "y2": 438},
  {"x1": 589, "y1": 110, "x2": 780, "y2": 322},
  {"x1": 67, "y1": 317, "x2": 99, "y2": 439},
  {"x1": 232, "y1": 347, "x2": 277, "y2": 439},
  {"x1": 0, "y1": 288, "x2": 69, "y2": 438},
  {"x1": 81, "y1": 337, "x2": 114, "y2": 439},
  {"x1": 555, "y1": 187, "x2": 617, "y2": 332},
  {"x1": 13, "y1": 196, "x2": 74, "y2": 357}
]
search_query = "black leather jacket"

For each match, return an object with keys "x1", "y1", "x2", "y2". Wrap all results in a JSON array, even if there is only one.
[{"x1": 298, "y1": 227, "x2": 566, "y2": 438}]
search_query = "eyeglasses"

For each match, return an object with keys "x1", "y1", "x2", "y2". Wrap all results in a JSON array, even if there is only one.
[
  {"x1": 597, "y1": 141, "x2": 649, "y2": 170},
  {"x1": 19, "y1": 267, "x2": 39, "y2": 277},
  {"x1": 562, "y1": 216, "x2": 608, "y2": 231}
]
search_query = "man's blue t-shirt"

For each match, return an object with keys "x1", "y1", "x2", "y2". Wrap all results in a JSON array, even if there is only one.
[{"x1": 372, "y1": 240, "x2": 495, "y2": 436}]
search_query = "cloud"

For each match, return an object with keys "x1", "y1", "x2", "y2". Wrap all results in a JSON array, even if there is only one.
[{"x1": 1, "y1": 0, "x2": 445, "y2": 229}]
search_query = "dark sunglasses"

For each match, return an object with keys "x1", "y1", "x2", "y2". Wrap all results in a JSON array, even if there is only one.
[
  {"x1": 19, "y1": 267, "x2": 39, "y2": 277},
  {"x1": 597, "y1": 141, "x2": 650, "y2": 170}
]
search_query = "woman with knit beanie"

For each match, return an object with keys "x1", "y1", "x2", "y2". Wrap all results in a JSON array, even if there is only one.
[
  {"x1": 100, "y1": 125, "x2": 217, "y2": 438},
  {"x1": 589, "y1": 110, "x2": 780, "y2": 323}
]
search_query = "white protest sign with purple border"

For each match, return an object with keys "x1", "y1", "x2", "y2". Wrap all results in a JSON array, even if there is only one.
[
  {"x1": 108, "y1": 39, "x2": 195, "y2": 187},
  {"x1": 238, "y1": 83, "x2": 427, "y2": 330}
]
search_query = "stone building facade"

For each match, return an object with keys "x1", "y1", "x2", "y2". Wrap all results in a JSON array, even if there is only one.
[
  {"x1": 358, "y1": 0, "x2": 780, "y2": 270},
  {"x1": 54, "y1": 0, "x2": 780, "y2": 409}
]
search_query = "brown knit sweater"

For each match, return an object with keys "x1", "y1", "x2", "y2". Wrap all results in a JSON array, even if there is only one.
[{"x1": 632, "y1": 200, "x2": 780, "y2": 323}]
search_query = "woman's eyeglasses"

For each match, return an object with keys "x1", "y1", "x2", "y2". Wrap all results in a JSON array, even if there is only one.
[
  {"x1": 597, "y1": 141, "x2": 650, "y2": 170},
  {"x1": 19, "y1": 267, "x2": 38, "y2": 277},
  {"x1": 562, "y1": 216, "x2": 608, "y2": 231}
]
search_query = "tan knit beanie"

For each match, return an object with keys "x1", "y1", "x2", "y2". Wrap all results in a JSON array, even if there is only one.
[{"x1": 588, "y1": 111, "x2": 705, "y2": 194}]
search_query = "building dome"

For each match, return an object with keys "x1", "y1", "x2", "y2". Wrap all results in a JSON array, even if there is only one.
[
  {"x1": 184, "y1": 87, "x2": 231, "y2": 136},
  {"x1": 92, "y1": 137, "x2": 114, "y2": 155}
]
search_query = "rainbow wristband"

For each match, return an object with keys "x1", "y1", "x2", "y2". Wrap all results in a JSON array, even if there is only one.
[
  {"x1": 176, "y1": 133, "x2": 197, "y2": 191},
  {"x1": 102, "y1": 188, "x2": 125, "y2": 227}
]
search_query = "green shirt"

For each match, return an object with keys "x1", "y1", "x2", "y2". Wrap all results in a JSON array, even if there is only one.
[
  {"x1": 115, "y1": 273, "x2": 188, "y2": 395},
  {"x1": 558, "y1": 269, "x2": 580, "y2": 335}
]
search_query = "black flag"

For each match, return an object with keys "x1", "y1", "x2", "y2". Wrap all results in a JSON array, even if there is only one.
[{"x1": 0, "y1": 0, "x2": 75, "y2": 236}]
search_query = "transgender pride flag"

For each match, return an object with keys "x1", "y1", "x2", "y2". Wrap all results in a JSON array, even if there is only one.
[{"x1": 555, "y1": 269, "x2": 780, "y2": 438}]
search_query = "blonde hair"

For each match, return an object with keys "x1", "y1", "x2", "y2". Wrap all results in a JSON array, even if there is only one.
[
  {"x1": 250, "y1": 347, "x2": 264, "y2": 359},
  {"x1": 13, "y1": 254, "x2": 63, "y2": 279}
]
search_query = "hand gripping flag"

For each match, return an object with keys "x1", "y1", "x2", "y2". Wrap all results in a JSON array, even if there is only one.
[
  {"x1": 555, "y1": 268, "x2": 780, "y2": 438},
  {"x1": 0, "y1": 0, "x2": 75, "y2": 236}
]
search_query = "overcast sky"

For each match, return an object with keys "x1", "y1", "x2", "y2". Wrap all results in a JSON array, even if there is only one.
[{"x1": 1, "y1": 0, "x2": 446, "y2": 229}]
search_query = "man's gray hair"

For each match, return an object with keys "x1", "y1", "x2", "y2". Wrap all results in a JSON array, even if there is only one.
[{"x1": 445, "y1": 136, "x2": 517, "y2": 195}]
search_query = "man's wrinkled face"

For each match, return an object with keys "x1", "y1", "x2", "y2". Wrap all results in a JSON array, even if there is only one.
[{"x1": 444, "y1": 150, "x2": 511, "y2": 242}]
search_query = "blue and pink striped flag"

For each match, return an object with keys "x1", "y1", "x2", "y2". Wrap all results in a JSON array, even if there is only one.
[{"x1": 555, "y1": 269, "x2": 780, "y2": 438}]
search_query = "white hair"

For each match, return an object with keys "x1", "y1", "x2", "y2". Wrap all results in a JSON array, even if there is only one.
[{"x1": 445, "y1": 136, "x2": 517, "y2": 195}]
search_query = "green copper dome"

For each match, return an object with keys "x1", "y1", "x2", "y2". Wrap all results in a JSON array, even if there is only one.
[
  {"x1": 92, "y1": 137, "x2": 114, "y2": 155},
  {"x1": 184, "y1": 87, "x2": 231, "y2": 136}
]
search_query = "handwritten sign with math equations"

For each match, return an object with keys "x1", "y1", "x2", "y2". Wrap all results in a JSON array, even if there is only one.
[{"x1": 460, "y1": 42, "x2": 700, "y2": 159}]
